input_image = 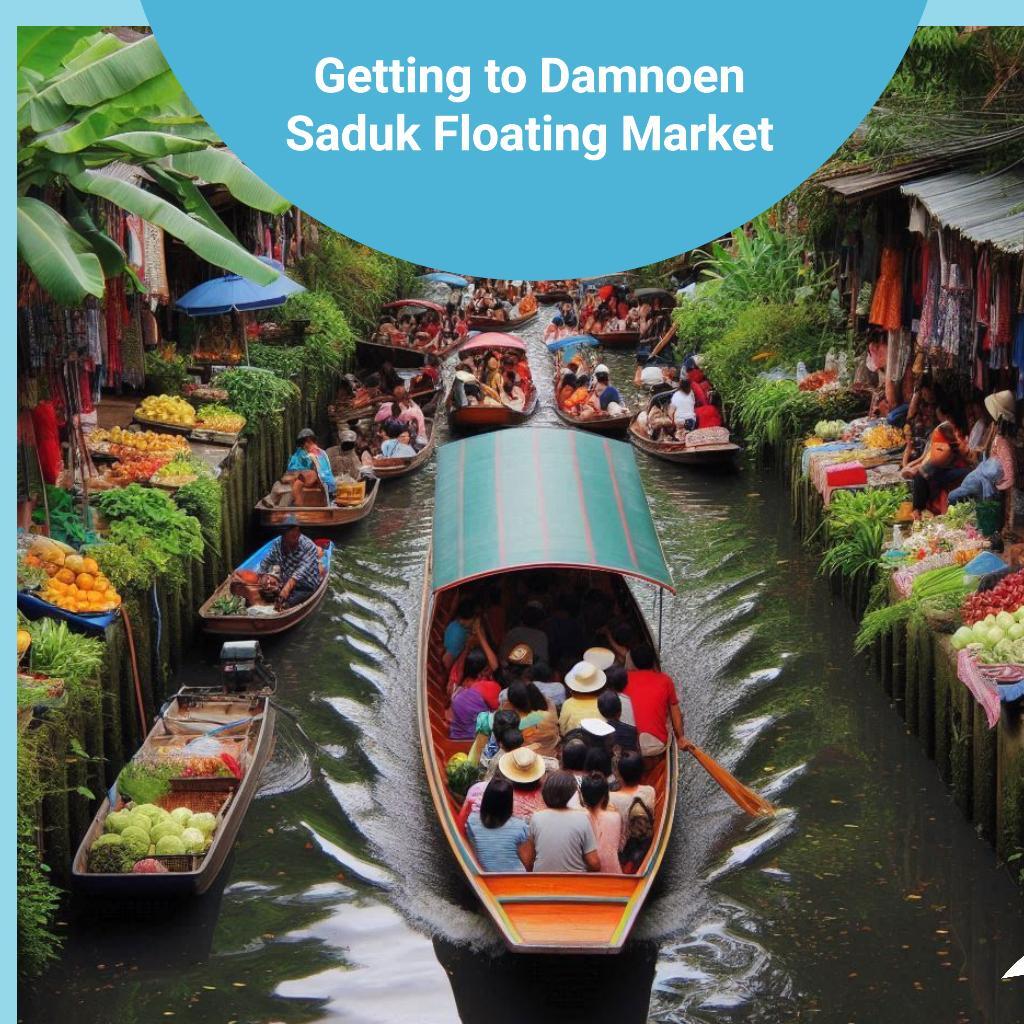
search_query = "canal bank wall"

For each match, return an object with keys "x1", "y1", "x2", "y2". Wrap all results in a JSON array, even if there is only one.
[
  {"x1": 787, "y1": 443, "x2": 1024, "y2": 874},
  {"x1": 27, "y1": 371, "x2": 337, "y2": 883}
]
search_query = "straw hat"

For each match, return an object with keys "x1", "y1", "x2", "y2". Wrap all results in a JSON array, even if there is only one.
[
  {"x1": 581, "y1": 718, "x2": 615, "y2": 738},
  {"x1": 583, "y1": 647, "x2": 615, "y2": 671},
  {"x1": 564, "y1": 660, "x2": 607, "y2": 694},
  {"x1": 507, "y1": 643, "x2": 533, "y2": 666},
  {"x1": 985, "y1": 390, "x2": 1015, "y2": 424},
  {"x1": 594, "y1": 364, "x2": 610, "y2": 376},
  {"x1": 499, "y1": 747, "x2": 544, "y2": 784}
]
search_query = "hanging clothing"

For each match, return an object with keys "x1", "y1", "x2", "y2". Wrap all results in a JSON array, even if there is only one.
[{"x1": 869, "y1": 246, "x2": 903, "y2": 331}]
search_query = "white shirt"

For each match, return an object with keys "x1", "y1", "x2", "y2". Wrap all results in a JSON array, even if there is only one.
[
  {"x1": 640, "y1": 366, "x2": 664, "y2": 387},
  {"x1": 670, "y1": 389, "x2": 696, "y2": 420}
]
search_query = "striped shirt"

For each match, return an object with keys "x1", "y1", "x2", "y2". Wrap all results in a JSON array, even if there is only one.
[{"x1": 259, "y1": 534, "x2": 322, "y2": 592}]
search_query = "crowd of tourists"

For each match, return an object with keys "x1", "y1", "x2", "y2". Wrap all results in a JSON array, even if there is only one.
[{"x1": 442, "y1": 572, "x2": 684, "y2": 875}]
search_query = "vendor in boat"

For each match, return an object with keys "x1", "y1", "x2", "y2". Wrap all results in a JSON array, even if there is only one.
[
  {"x1": 330, "y1": 430, "x2": 370, "y2": 482},
  {"x1": 410, "y1": 353, "x2": 441, "y2": 394},
  {"x1": 286, "y1": 428, "x2": 336, "y2": 506},
  {"x1": 258, "y1": 518, "x2": 324, "y2": 609}
]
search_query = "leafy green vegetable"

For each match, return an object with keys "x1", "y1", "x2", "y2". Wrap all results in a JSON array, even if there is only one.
[
  {"x1": 116, "y1": 760, "x2": 178, "y2": 805},
  {"x1": 173, "y1": 475, "x2": 222, "y2": 557},
  {"x1": 27, "y1": 618, "x2": 103, "y2": 686},
  {"x1": 213, "y1": 367, "x2": 300, "y2": 433},
  {"x1": 96, "y1": 484, "x2": 203, "y2": 561}
]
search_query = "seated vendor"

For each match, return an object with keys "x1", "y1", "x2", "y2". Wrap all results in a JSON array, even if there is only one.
[
  {"x1": 380, "y1": 422, "x2": 417, "y2": 459},
  {"x1": 901, "y1": 395, "x2": 969, "y2": 518},
  {"x1": 286, "y1": 428, "x2": 336, "y2": 506},
  {"x1": 258, "y1": 520, "x2": 323, "y2": 608},
  {"x1": 330, "y1": 429, "x2": 368, "y2": 482}
]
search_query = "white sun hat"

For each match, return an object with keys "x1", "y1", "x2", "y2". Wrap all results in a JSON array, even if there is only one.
[
  {"x1": 564, "y1": 660, "x2": 607, "y2": 694},
  {"x1": 583, "y1": 646, "x2": 615, "y2": 671}
]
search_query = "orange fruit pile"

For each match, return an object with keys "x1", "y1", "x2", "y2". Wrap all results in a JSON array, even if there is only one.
[{"x1": 25, "y1": 540, "x2": 122, "y2": 615}]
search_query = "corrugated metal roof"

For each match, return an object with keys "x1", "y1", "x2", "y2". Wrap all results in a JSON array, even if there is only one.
[{"x1": 901, "y1": 167, "x2": 1024, "y2": 254}]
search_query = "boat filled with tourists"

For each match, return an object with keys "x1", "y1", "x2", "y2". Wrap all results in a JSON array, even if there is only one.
[
  {"x1": 447, "y1": 333, "x2": 538, "y2": 431},
  {"x1": 359, "y1": 299, "x2": 464, "y2": 367},
  {"x1": 419, "y1": 429, "x2": 678, "y2": 953}
]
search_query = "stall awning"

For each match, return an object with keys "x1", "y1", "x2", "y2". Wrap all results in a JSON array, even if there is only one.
[
  {"x1": 901, "y1": 167, "x2": 1024, "y2": 254},
  {"x1": 431, "y1": 428, "x2": 674, "y2": 593}
]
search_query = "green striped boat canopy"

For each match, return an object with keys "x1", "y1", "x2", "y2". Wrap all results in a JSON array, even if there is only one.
[{"x1": 431, "y1": 428, "x2": 674, "y2": 593}]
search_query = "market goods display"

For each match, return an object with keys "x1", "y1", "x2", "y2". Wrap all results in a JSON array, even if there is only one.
[
  {"x1": 798, "y1": 369, "x2": 838, "y2": 392},
  {"x1": 85, "y1": 801, "x2": 220, "y2": 872},
  {"x1": 952, "y1": 605, "x2": 1024, "y2": 664},
  {"x1": 861, "y1": 425, "x2": 904, "y2": 450},
  {"x1": 151, "y1": 457, "x2": 201, "y2": 488},
  {"x1": 445, "y1": 752, "x2": 480, "y2": 797},
  {"x1": 813, "y1": 419, "x2": 847, "y2": 440},
  {"x1": 182, "y1": 383, "x2": 229, "y2": 403},
  {"x1": 134, "y1": 394, "x2": 196, "y2": 427},
  {"x1": 22, "y1": 537, "x2": 122, "y2": 615},
  {"x1": 194, "y1": 404, "x2": 245, "y2": 434},
  {"x1": 89, "y1": 426, "x2": 190, "y2": 459},
  {"x1": 105, "y1": 456, "x2": 171, "y2": 486},
  {"x1": 960, "y1": 570, "x2": 1024, "y2": 626}
]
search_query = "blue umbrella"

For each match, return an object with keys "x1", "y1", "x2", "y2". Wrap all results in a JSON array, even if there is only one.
[
  {"x1": 546, "y1": 334, "x2": 599, "y2": 353},
  {"x1": 418, "y1": 272, "x2": 469, "y2": 288},
  {"x1": 175, "y1": 257, "x2": 305, "y2": 316}
]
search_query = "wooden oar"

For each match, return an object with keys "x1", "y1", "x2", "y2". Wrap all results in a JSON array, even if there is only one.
[
  {"x1": 681, "y1": 740, "x2": 776, "y2": 817},
  {"x1": 649, "y1": 324, "x2": 677, "y2": 360}
]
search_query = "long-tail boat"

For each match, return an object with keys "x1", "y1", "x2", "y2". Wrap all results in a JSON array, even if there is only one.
[
  {"x1": 357, "y1": 299, "x2": 462, "y2": 368},
  {"x1": 73, "y1": 676, "x2": 276, "y2": 896},
  {"x1": 255, "y1": 464, "x2": 379, "y2": 528},
  {"x1": 370, "y1": 417, "x2": 437, "y2": 480},
  {"x1": 199, "y1": 537, "x2": 333, "y2": 636},
  {"x1": 419, "y1": 428, "x2": 678, "y2": 953},
  {"x1": 467, "y1": 308, "x2": 538, "y2": 331},
  {"x1": 446, "y1": 333, "x2": 538, "y2": 431}
]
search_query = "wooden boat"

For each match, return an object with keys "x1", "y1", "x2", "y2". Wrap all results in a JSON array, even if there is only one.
[
  {"x1": 535, "y1": 289, "x2": 572, "y2": 305},
  {"x1": 256, "y1": 463, "x2": 380, "y2": 528},
  {"x1": 198, "y1": 537, "x2": 333, "y2": 636},
  {"x1": 370, "y1": 418, "x2": 437, "y2": 479},
  {"x1": 72, "y1": 686, "x2": 275, "y2": 896},
  {"x1": 553, "y1": 400, "x2": 632, "y2": 435},
  {"x1": 468, "y1": 308, "x2": 538, "y2": 331},
  {"x1": 329, "y1": 382, "x2": 442, "y2": 425},
  {"x1": 591, "y1": 330, "x2": 641, "y2": 349},
  {"x1": 420, "y1": 429, "x2": 677, "y2": 954},
  {"x1": 628, "y1": 418, "x2": 741, "y2": 466},
  {"x1": 447, "y1": 332, "x2": 538, "y2": 432}
]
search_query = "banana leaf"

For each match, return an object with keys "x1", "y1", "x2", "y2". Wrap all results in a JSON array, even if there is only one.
[
  {"x1": 17, "y1": 196, "x2": 105, "y2": 304},
  {"x1": 25, "y1": 35, "x2": 168, "y2": 133},
  {"x1": 144, "y1": 164, "x2": 235, "y2": 242},
  {"x1": 94, "y1": 131, "x2": 207, "y2": 159},
  {"x1": 63, "y1": 188, "x2": 125, "y2": 279},
  {"x1": 17, "y1": 27, "x2": 98, "y2": 76},
  {"x1": 169, "y1": 149, "x2": 290, "y2": 214},
  {"x1": 69, "y1": 168, "x2": 278, "y2": 285}
]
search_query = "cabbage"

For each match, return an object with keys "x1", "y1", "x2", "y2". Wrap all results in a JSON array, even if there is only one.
[
  {"x1": 169, "y1": 807, "x2": 193, "y2": 827},
  {"x1": 188, "y1": 812, "x2": 217, "y2": 836},
  {"x1": 1015, "y1": 607, "x2": 1024, "y2": 623},
  {"x1": 996, "y1": 611, "x2": 1015, "y2": 630},
  {"x1": 951, "y1": 626, "x2": 974, "y2": 651},
  {"x1": 92, "y1": 833, "x2": 122, "y2": 848},
  {"x1": 150, "y1": 819, "x2": 183, "y2": 842},
  {"x1": 121, "y1": 825, "x2": 149, "y2": 846},
  {"x1": 988, "y1": 627, "x2": 1006, "y2": 646},
  {"x1": 132, "y1": 803, "x2": 165, "y2": 821},
  {"x1": 180, "y1": 827, "x2": 205, "y2": 853},
  {"x1": 121, "y1": 830, "x2": 150, "y2": 859},
  {"x1": 104, "y1": 809, "x2": 133, "y2": 834},
  {"x1": 154, "y1": 835, "x2": 186, "y2": 856},
  {"x1": 1008, "y1": 624, "x2": 1024, "y2": 642},
  {"x1": 983, "y1": 614, "x2": 997, "y2": 627}
]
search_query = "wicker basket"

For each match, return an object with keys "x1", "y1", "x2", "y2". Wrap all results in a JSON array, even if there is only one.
[
  {"x1": 153, "y1": 853, "x2": 200, "y2": 873},
  {"x1": 156, "y1": 789, "x2": 232, "y2": 815},
  {"x1": 921, "y1": 600, "x2": 961, "y2": 634}
]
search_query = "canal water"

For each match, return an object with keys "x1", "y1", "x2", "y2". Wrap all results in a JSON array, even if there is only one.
[{"x1": 23, "y1": 310, "x2": 1024, "y2": 1024}]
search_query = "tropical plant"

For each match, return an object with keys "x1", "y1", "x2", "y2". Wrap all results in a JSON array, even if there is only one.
[
  {"x1": 17, "y1": 28, "x2": 289, "y2": 305},
  {"x1": 694, "y1": 215, "x2": 834, "y2": 307},
  {"x1": 815, "y1": 488, "x2": 907, "y2": 586}
]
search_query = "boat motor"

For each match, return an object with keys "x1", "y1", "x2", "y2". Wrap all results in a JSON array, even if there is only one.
[{"x1": 219, "y1": 640, "x2": 277, "y2": 692}]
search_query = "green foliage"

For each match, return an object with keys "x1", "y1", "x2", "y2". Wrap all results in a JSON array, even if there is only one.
[
  {"x1": 695, "y1": 215, "x2": 834, "y2": 307},
  {"x1": 702, "y1": 302, "x2": 842, "y2": 403},
  {"x1": 173, "y1": 475, "x2": 222, "y2": 557},
  {"x1": 276, "y1": 289, "x2": 353, "y2": 350},
  {"x1": 214, "y1": 367, "x2": 299, "y2": 433},
  {"x1": 144, "y1": 351, "x2": 189, "y2": 396},
  {"x1": 87, "y1": 538, "x2": 160, "y2": 593},
  {"x1": 95, "y1": 484, "x2": 204, "y2": 562},
  {"x1": 671, "y1": 283, "x2": 739, "y2": 353},
  {"x1": 32, "y1": 485, "x2": 98, "y2": 547},
  {"x1": 816, "y1": 488, "x2": 907, "y2": 589},
  {"x1": 26, "y1": 617, "x2": 104, "y2": 690},
  {"x1": 17, "y1": 813, "x2": 62, "y2": 976},
  {"x1": 294, "y1": 226, "x2": 417, "y2": 334}
]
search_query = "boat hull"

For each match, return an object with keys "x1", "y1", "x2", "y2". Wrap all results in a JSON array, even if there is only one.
[
  {"x1": 71, "y1": 695, "x2": 276, "y2": 897},
  {"x1": 536, "y1": 290, "x2": 572, "y2": 305},
  {"x1": 370, "y1": 419, "x2": 437, "y2": 479},
  {"x1": 628, "y1": 423, "x2": 741, "y2": 465},
  {"x1": 447, "y1": 390, "x2": 538, "y2": 431},
  {"x1": 592, "y1": 331, "x2": 640, "y2": 349},
  {"x1": 417, "y1": 554, "x2": 677, "y2": 953},
  {"x1": 552, "y1": 403, "x2": 631, "y2": 435},
  {"x1": 256, "y1": 474, "x2": 379, "y2": 529}
]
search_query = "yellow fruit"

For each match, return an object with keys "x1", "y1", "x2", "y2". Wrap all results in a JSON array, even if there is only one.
[
  {"x1": 44, "y1": 563, "x2": 59, "y2": 578},
  {"x1": 64, "y1": 554, "x2": 85, "y2": 574},
  {"x1": 17, "y1": 629, "x2": 32, "y2": 657},
  {"x1": 56, "y1": 568, "x2": 75, "y2": 585},
  {"x1": 93, "y1": 577, "x2": 109, "y2": 594},
  {"x1": 82, "y1": 557, "x2": 99, "y2": 575},
  {"x1": 76, "y1": 573, "x2": 95, "y2": 592}
]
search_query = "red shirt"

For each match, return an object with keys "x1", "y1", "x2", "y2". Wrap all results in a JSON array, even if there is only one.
[
  {"x1": 471, "y1": 678, "x2": 501, "y2": 710},
  {"x1": 691, "y1": 380, "x2": 709, "y2": 406},
  {"x1": 624, "y1": 670, "x2": 678, "y2": 742},
  {"x1": 695, "y1": 404, "x2": 723, "y2": 428},
  {"x1": 425, "y1": 321, "x2": 440, "y2": 339},
  {"x1": 516, "y1": 359, "x2": 532, "y2": 383}
]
